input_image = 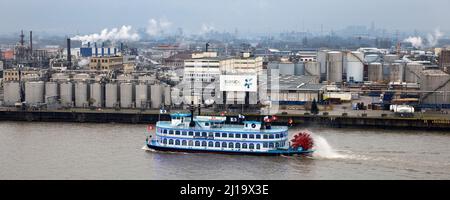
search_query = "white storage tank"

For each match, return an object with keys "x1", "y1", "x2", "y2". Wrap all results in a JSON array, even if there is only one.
[
  {"x1": 278, "y1": 62, "x2": 295, "y2": 75},
  {"x1": 3, "y1": 82, "x2": 21, "y2": 106},
  {"x1": 135, "y1": 83, "x2": 148, "y2": 109},
  {"x1": 163, "y1": 85, "x2": 172, "y2": 106},
  {"x1": 368, "y1": 63, "x2": 383, "y2": 82},
  {"x1": 75, "y1": 82, "x2": 89, "y2": 107},
  {"x1": 317, "y1": 50, "x2": 329, "y2": 75},
  {"x1": 105, "y1": 83, "x2": 118, "y2": 108},
  {"x1": 304, "y1": 62, "x2": 321, "y2": 76},
  {"x1": 405, "y1": 63, "x2": 424, "y2": 83},
  {"x1": 294, "y1": 62, "x2": 305, "y2": 76},
  {"x1": 90, "y1": 82, "x2": 104, "y2": 108},
  {"x1": 59, "y1": 82, "x2": 74, "y2": 107},
  {"x1": 345, "y1": 51, "x2": 364, "y2": 82},
  {"x1": 120, "y1": 82, "x2": 134, "y2": 108},
  {"x1": 150, "y1": 84, "x2": 163, "y2": 109},
  {"x1": 25, "y1": 81, "x2": 45, "y2": 105},
  {"x1": 327, "y1": 51, "x2": 343, "y2": 83},
  {"x1": 390, "y1": 63, "x2": 404, "y2": 83},
  {"x1": 45, "y1": 82, "x2": 58, "y2": 103}
]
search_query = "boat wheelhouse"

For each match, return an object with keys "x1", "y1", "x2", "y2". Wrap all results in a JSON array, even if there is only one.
[{"x1": 146, "y1": 113, "x2": 313, "y2": 156}]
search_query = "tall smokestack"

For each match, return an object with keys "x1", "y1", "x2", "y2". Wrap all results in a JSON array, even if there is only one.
[
  {"x1": 88, "y1": 42, "x2": 90, "y2": 48},
  {"x1": 29, "y1": 31, "x2": 33, "y2": 52},
  {"x1": 206, "y1": 43, "x2": 210, "y2": 52},
  {"x1": 20, "y1": 30, "x2": 24, "y2": 46},
  {"x1": 67, "y1": 38, "x2": 72, "y2": 67},
  {"x1": 95, "y1": 43, "x2": 98, "y2": 56}
]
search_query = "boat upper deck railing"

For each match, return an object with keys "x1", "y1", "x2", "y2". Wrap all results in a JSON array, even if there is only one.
[{"x1": 156, "y1": 121, "x2": 288, "y2": 133}]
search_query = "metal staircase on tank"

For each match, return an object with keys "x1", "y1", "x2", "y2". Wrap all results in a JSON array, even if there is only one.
[{"x1": 421, "y1": 76, "x2": 450, "y2": 102}]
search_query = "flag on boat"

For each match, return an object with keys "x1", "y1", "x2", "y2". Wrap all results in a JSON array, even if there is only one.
[
  {"x1": 147, "y1": 125, "x2": 154, "y2": 131},
  {"x1": 238, "y1": 114, "x2": 246, "y2": 119},
  {"x1": 230, "y1": 117, "x2": 238, "y2": 122},
  {"x1": 264, "y1": 116, "x2": 272, "y2": 123}
]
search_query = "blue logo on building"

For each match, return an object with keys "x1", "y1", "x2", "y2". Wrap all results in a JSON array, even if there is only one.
[{"x1": 244, "y1": 78, "x2": 253, "y2": 89}]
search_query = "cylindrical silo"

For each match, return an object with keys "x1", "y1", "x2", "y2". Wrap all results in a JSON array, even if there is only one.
[
  {"x1": 90, "y1": 82, "x2": 104, "y2": 107},
  {"x1": 75, "y1": 82, "x2": 89, "y2": 107},
  {"x1": 327, "y1": 51, "x2": 343, "y2": 83},
  {"x1": 268, "y1": 62, "x2": 279, "y2": 71},
  {"x1": 382, "y1": 63, "x2": 391, "y2": 81},
  {"x1": 120, "y1": 82, "x2": 134, "y2": 108},
  {"x1": 346, "y1": 51, "x2": 364, "y2": 82},
  {"x1": 317, "y1": 50, "x2": 329, "y2": 75},
  {"x1": 163, "y1": 85, "x2": 171, "y2": 106},
  {"x1": 59, "y1": 82, "x2": 73, "y2": 107},
  {"x1": 294, "y1": 62, "x2": 305, "y2": 76},
  {"x1": 135, "y1": 83, "x2": 148, "y2": 109},
  {"x1": 304, "y1": 62, "x2": 321, "y2": 76},
  {"x1": 278, "y1": 62, "x2": 295, "y2": 75},
  {"x1": 368, "y1": 63, "x2": 383, "y2": 82},
  {"x1": 420, "y1": 70, "x2": 450, "y2": 104},
  {"x1": 45, "y1": 82, "x2": 58, "y2": 103},
  {"x1": 150, "y1": 84, "x2": 163, "y2": 109},
  {"x1": 405, "y1": 63, "x2": 424, "y2": 83},
  {"x1": 105, "y1": 83, "x2": 118, "y2": 108},
  {"x1": 3, "y1": 82, "x2": 21, "y2": 106},
  {"x1": 25, "y1": 81, "x2": 45, "y2": 105},
  {"x1": 389, "y1": 63, "x2": 404, "y2": 83}
]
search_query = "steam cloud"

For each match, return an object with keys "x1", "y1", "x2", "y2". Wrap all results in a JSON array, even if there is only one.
[
  {"x1": 71, "y1": 25, "x2": 140, "y2": 44},
  {"x1": 404, "y1": 28, "x2": 444, "y2": 48},
  {"x1": 404, "y1": 36, "x2": 423, "y2": 48},
  {"x1": 146, "y1": 18, "x2": 172, "y2": 37}
]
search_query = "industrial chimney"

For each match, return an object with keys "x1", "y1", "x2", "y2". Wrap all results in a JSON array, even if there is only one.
[
  {"x1": 29, "y1": 31, "x2": 33, "y2": 52},
  {"x1": 67, "y1": 38, "x2": 72, "y2": 67},
  {"x1": 95, "y1": 42, "x2": 98, "y2": 57},
  {"x1": 206, "y1": 43, "x2": 210, "y2": 52}
]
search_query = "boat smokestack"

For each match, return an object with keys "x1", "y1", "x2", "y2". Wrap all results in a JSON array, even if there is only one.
[{"x1": 189, "y1": 101, "x2": 195, "y2": 127}]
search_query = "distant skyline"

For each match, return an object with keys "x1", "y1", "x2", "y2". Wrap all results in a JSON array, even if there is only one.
[{"x1": 1, "y1": 0, "x2": 449, "y2": 36}]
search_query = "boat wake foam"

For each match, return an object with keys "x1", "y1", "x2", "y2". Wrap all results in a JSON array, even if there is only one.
[{"x1": 305, "y1": 133, "x2": 350, "y2": 160}]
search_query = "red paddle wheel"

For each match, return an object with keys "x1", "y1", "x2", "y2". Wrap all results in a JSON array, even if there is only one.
[{"x1": 291, "y1": 132, "x2": 314, "y2": 151}]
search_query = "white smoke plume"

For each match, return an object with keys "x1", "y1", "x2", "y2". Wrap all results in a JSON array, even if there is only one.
[
  {"x1": 427, "y1": 28, "x2": 443, "y2": 47},
  {"x1": 146, "y1": 18, "x2": 172, "y2": 37},
  {"x1": 71, "y1": 25, "x2": 140, "y2": 44},
  {"x1": 404, "y1": 36, "x2": 423, "y2": 48},
  {"x1": 404, "y1": 28, "x2": 444, "y2": 48}
]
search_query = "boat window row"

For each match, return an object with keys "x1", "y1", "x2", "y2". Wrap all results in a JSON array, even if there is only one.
[
  {"x1": 159, "y1": 129, "x2": 287, "y2": 139},
  {"x1": 159, "y1": 138, "x2": 286, "y2": 149}
]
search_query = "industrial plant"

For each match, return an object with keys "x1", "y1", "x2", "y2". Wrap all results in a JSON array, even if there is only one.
[{"x1": 1, "y1": 27, "x2": 450, "y2": 129}]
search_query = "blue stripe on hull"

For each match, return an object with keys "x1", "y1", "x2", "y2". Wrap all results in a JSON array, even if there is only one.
[{"x1": 146, "y1": 144, "x2": 312, "y2": 157}]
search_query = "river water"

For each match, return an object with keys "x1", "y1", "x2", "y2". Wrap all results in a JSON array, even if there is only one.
[{"x1": 0, "y1": 121, "x2": 449, "y2": 180}]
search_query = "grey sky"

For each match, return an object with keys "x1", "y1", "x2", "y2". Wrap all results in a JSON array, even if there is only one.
[{"x1": 1, "y1": 0, "x2": 449, "y2": 35}]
